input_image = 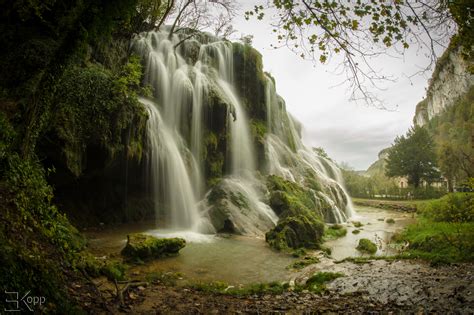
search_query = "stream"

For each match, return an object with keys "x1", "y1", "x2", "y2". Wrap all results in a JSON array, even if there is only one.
[{"x1": 85, "y1": 206, "x2": 414, "y2": 285}]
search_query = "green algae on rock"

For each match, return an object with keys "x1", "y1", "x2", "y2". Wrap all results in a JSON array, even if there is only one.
[
  {"x1": 121, "y1": 234, "x2": 186, "y2": 260},
  {"x1": 265, "y1": 175, "x2": 325, "y2": 250},
  {"x1": 356, "y1": 238, "x2": 377, "y2": 254}
]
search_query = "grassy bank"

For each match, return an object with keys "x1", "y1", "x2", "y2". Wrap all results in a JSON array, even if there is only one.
[{"x1": 392, "y1": 192, "x2": 474, "y2": 264}]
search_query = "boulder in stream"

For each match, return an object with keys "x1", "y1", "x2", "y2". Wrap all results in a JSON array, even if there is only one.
[{"x1": 121, "y1": 233, "x2": 186, "y2": 260}]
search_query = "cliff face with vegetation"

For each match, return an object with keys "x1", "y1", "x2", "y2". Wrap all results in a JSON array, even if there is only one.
[
  {"x1": 414, "y1": 44, "x2": 474, "y2": 126},
  {"x1": 413, "y1": 43, "x2": 474, "y2": 187}
]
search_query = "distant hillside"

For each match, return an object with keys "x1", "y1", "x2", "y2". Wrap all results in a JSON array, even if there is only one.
[{"x1": 366, "y1": 148, "x2": 390, "y2": 177}]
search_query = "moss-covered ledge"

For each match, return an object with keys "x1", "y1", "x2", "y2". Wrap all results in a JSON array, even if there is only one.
[
  {"x1": 121, "y1": 233, "x2": 186, "y2": 260},
  {"x1": 265, "y1": 175, "x2": 325, "y2": 250}
]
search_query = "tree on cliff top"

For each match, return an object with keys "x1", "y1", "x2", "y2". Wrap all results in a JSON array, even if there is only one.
[{"x1": 385, "y1": 126, "x2": 440, "y2": 188}]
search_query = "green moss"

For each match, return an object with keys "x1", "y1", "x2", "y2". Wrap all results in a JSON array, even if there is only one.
[
  {"x1": 266, "y1": 214, "x2": 325, "y2": 250},
  {"x1": 304, "y1": 272, "x2": 344, "y2": 293},
  {"x1": 189, "y1": 272, "x2": 342, "y2": 296},
  {"x1": 229, "y1": 191, "x2": 250, "y2": 209},
  {"x1": 232, "y1": 42, "x2": 267, "y2": 121},
  {"x1": 324, "y1": 224, "x2": 348, "y2": 240},
  {"x1": 356, "y1": 238, "x2": 378, "y2": 254},
  {"x1": 386, "y1": 218, "x2": 395, "y2": 224},
  {"x1": 76, "y1": 252, "x2": 128, "y2": 281},
  {"x1": 121, "y1": 234, "x2": 186, "y2": 260},
  {"x1": 287, "y1": 256, "x2": 320, "y2": 270},
  {"x1": 203, "y1": 131, "x2": 225, "y2": 187},
  {"x1": 267, "y1": 175, "x2": 319, "y2": 217},
  {"x1": 352, "y1": 229, "x2": 361, "y2": 234},
  {"x1": 250, "y1": 119, "x2": 267, "y2": 143},
  {"x1": 352, "y1": 221, "x2": 363, "y2": 228},
  {"x1": 335, "y1": 255, "x2": 401, "y2": 264},
  {"x1": 291, "y1": 248, "x2": 307, "y2": 257},
  {"x1": 207, "y1": 185, "x2": 227, "y2": 204},
  {"x1": 265, "y1": 175, "x2": 325, "y2": 250}
]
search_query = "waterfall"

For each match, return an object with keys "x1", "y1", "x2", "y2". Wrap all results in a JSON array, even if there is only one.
[
  {"x1": 131, "y1": 28, "x2": 353, "y2": 235},
  {"x1": 218, "y1": 80, "x2": 257, "y2": 176},
  {"x1": 263, "y1": 74, "x2": 355, "y2": 222},
  {"x1": 141, "y1": 97, "x2": 200, "y2": 229}
]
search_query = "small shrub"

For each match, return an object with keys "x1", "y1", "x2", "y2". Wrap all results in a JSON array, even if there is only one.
[
  {"x1": 418, "y1": 192, "x2": 474, "y2": 223},
  {"x1": 394, "y1": 219, "x2": 474, "y2": 264}
]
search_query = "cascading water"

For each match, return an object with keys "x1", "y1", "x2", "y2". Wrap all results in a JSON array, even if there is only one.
[
  {"x1": 132, "y1": 28, "x2": 353, "y2": 236},
  {"x1": 202, "y1": 38, "x2": 277, "y2": 228},
  {"x1": 141, "y1": 97, "x2": 200, "y2": 229},
  {"x1": 263, "y1": 74, "x2": 355, "y2": 222}
]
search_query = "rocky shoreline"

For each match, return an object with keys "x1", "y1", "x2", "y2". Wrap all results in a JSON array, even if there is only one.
[{"x1": 71, "y1": 257, "x2": 474, "y2": 314}]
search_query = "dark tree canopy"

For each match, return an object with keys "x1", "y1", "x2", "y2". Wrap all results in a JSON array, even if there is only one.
[{"x1": 385, "y1": 126, "x2": 440, "y2": 188}]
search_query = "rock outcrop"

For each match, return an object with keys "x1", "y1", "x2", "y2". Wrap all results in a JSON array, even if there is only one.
[{"x1": 414, "y1": 44, "x2": 473, "y2": 126}]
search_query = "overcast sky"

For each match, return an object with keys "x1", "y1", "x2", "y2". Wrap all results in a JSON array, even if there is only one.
[{"x1": 232, "y1": 1, "x2": 438, "y2": 170}]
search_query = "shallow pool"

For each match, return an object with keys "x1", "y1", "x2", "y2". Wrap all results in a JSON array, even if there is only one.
[{"x1": 85, "y1": 205, "x2": 414, "y2": 284}]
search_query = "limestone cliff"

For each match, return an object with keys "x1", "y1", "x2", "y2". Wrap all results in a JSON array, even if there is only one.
[{"x1": 414, "y1": 45, "x2": 473, "y2": 126}]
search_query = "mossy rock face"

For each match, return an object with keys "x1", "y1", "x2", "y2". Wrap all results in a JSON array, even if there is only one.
[
  {"x1": 266, "y1": 215, "x2": 324, "y2": 250},
  {"x1": 356, "y1": 238, "x2": 377, "y2": 254},
  {"x1": 232, "y1": 43, "x2": 267, "y2": 121},
  {"x1": 265, "y1": 175, "x2": 325, "y2": 250},
  {"x1": 121, "y1": 234, "x2": 186, "y2": 260}
]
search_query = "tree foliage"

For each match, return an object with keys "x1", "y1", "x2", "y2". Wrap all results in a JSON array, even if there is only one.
[
  {"x1": 385, "y1": 126, "x2": 440, "y2": 187},
  {"x1": 246, "y1": 0, "x2": 472, "y2": 107}
]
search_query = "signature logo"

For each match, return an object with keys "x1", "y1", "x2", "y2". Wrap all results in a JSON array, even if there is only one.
[{"x1": 4, "y1": 291, "x2": 46, "y2": 312}]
